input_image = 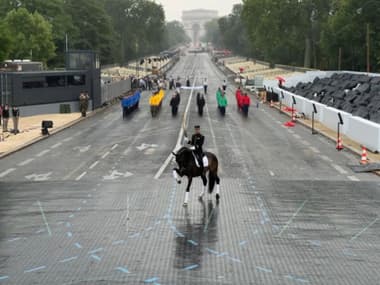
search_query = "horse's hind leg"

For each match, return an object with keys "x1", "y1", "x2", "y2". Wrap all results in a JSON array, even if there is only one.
[
  {"x1": 199, "y1": 174, "x2": 207, "y2": 199},
  {"x1": 183, "y1": 177, "x2": 193, "y2": 207},
  {"x1": 215, "y1": 175, "x2": 221, "y2": 202}
]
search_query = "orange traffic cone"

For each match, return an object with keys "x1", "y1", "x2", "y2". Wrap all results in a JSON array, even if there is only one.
[
  {"x1": 336, "y1": 136, "x2": 343, "y2": 151},
  {"x1": 270, "y1": 100, "x2": 274, "y2": 108},
  {"x1": 360, "y1": 146, "x2": 369, "y2": 165},
  {"x1": 292, "y1": 111, "x2": 296, "y2": 122}
]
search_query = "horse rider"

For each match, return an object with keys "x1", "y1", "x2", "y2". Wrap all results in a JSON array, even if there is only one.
[{"x1": 185, "y1": 125, "x2": 205, "y2": 173}]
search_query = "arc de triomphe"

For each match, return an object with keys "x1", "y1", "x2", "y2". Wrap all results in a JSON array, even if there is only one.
[{"x1": 182, "y1": 9, "x2": 218, "y2": 47}]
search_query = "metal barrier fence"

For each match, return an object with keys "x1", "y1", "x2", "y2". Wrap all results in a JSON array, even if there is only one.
[{"x1": 101, "y1": 79, "x2": 131, "y2": 104}]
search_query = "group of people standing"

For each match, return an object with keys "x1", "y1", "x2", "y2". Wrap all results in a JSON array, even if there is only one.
[{"x1": 0, "y1": 104, "x2": 20, "y2": 134}]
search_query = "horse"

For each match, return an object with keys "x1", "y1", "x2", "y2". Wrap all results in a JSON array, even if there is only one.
[{"x1": 172, "y1": 146, "x2": 220, "y2": 206}]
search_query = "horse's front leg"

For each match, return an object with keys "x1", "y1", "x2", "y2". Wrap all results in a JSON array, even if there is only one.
[
  {"x1": 183, "y1": 177, "x2": 193, "y2": 207},
  {"x1": 172, "y1": 168, "x2": 182, "y2": 184}
]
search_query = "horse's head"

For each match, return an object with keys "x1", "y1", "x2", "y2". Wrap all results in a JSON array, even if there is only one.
[{"x1": 172, "y1": 146, "x2": 191, "y2": 168}]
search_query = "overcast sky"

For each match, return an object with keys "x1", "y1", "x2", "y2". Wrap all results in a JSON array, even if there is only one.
[{"x1": 156, "y1": 0, "x2": 242, "y2": 21}]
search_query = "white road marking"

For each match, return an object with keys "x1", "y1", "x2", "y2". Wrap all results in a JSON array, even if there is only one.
[
  {"x1": 89, "y1": 161, "x2": 99, "y2": 170},
  {"x1": 154, "y1": 65, "x2": 197, "y2": 180},
  {"x1": 348, "y1": 176, "x2": 360, "y2": 182},
  {"x1": 301, "y1": 141, "x2": 311, "y2": 146},
  {"x1": 293, "y1": 134, "x2": 301, "y2": 140},
  {"x1": 350, "y1": 217, "x2": 379, "y2": 242},
  {"x1": 51, "y1": 142, "x2": 62, "y2": 149},
  {"x1": 331, "y1": 164, "x2": 348, "y2": 175},
  {"x1": 269, "y1": 171, "x2": 275, "y2": 177},
  {"x1": 277, "y1": 200, "x2": 308, "y2": 237},
  {"x1": 320, "y1": 155, "x2": 333, "y2": 162},
  {"x1": 25, "y1": 172, "x2": 52, "y2": 182},
  {"x1": 36, "y1": 149, "x2": 51, "y2": 157},
  {"x1": 0, "y1": 168, "x2": 16, "y2": 178},
  {"x1": 37, "y1": 201, "x2": 52, "y2": 236},
  {"x1": 276, "y1": 120, "x2": 282, "y2": 125},
  {"x1": 103, "y1": 170, "x2": 133, "y2": 181},
  {"x1": 309, "y1": 147, "x2": 320, "y2": 154},
  {"x1": 101, "y1": 151, "x2": 110, "y2": 159},
  {"x1": 288, "y1": 129, "x2": 295, "y2": 134},
  {"x1": 74, "y1": 145, "x2": 91, "y2": 153},
  {"x1": 63, "y1": 137, "x2": 73, "y2": 142},
  {"x1": 75, "y1": 172, "x2": 87, "y2": 181},
  {"x1": 18, "y1": 159, "x2": 34, "y2": 167},
  {"x1": 111, "y1": 144, "x2": 119, "y2": 151}
]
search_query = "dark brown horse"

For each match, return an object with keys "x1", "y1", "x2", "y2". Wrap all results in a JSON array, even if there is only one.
[{"x1": 172, "y1": 147, "x2": 220, "y2": 206}]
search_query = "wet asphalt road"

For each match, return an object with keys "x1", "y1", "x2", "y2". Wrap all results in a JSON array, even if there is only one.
[{"x1": 0, "y1": 54, "x2": 379, "y2": 284}]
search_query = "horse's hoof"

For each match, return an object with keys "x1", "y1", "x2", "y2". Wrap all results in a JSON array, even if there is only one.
[
  {"x1": 183, "y1": 202, "x2": 188, "y2": 207},
  {"x1": 177, "y1": 180, "x2": 181, "y2": 184},
  {"x1": 216, "y1": 194, "x2": 220, "y2": 201}
]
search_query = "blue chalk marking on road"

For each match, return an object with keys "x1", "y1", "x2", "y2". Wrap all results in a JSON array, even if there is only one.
[
  {"x1": 175, "y1": 231, "x2": 185, "y2": 238},
  {"x1": 66, "y1": 222, "x2": 72, "y2": 228},
  {"x1": 342, "y1": 248, "x2": 357, "y2": 257},
  {"x1": 296, "y1": 278, "x2": 310, "y2": 283},
  {"x1": 90, "y1": 255, "x2": 101, "y2": 262},
  {"x1": 74, "y1": 243, "x2": 82, "y2": 249},
  {"x1": 67, "y1": 232, "x2": 73, "y2": 238},
  {"x1": 88, "y1": 248, "x2": 103, "y2": 255},
  {"x1": 155, "y1": 221, "x2": 161, "y2": 225},
  {"x1": 217, "y1": 252, "x2": 228, "y2": 257},
  {"x1": 0, "y1": 276, "x2": 9, "y2": 281},
  {"x1": 239, "y1": 240, "x2": 247, "y2": 246},
  {"x1": 112, "y1": 240, "x2": 125, "y2": 245},
  {"x1": 308, "y1": 240, "x2": 321, "y2": 247},
  {"x1": 88, "y1": 194, "x2": 92, "y2": 198},
  {"x1": 187, "y1": 240, "x2": 198, "y2": 246},
  {"x1": 7, "y1": 237, "x2": 21, "y2": 243},
  {"x1": 206, "y1": 248, "x2": 219, "y2": 255},
  {"x1": 69, "y1": 214, "x2": 75, "y2": 218},
  {"x1": 183, "y1": 264, "x2": 199, "y2": 271},
  {"x1": 229, "y1": 257, "x2": 242, "y2": 263},
  {"x1": 59, "y1": 256, "x2": 78, "y2": 263},
  {"x1": 256, "y1": 266, "x2": 272, "y2": 273},
  {"x1": 82, "y1": 200, "x2": 87, "y2": 204},
  {"x1": 116, "y1": 267, "x2": 129, "y2": 274},
  {"x1": 36, "y1": 229, "x2": 45, "y2": 234},
  {"x1": 76, "y1": 207, "x2": 81, "y2": 211},
  {"x1": 146, "y1": 227, "x2": 153, "y2": 231},
  {"x1": 144, "y1": 277, "x2": 159, "y2": 283},
  {"x1": 130, "y1": 233, "x2": 140, "y2": 238},
  {"x1": 24, "y1": 266, "x2": 46, "y2": 273}
]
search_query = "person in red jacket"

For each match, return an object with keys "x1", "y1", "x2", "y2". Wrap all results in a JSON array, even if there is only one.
[
  {"x1": 241, "y1": 93, "x2": 250, "y2": 115},
  {"x1": 236, "y1": 87, "x2": 243, "y2": 110}
]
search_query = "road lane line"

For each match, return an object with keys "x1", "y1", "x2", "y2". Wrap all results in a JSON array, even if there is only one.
[
  {"x1": 0, "y1": 168, "x2": 16, "y2": 178},
  {"x1": 277, "y1": 200, "x2": 308, "y2": 237},
  {"x1": 154, "y1": 64, "x2": 198, "y2": 179},
  {"x1": 348, "y1": 176, "x2": 360, "y2": 182},
  {"x1": 101, "y1": 151, "x2": 110, "y2": 159},
  {"x1": 75, "y1": 171, "x2": 87, "y2": 181},
  {"x1": 37, "y1": 201, "x2": 52, "y2": 236},
  {"x1": 89, "y1": 161, "x2": 99, "y2": 170},
  {"x1": 18, "y1": 158, "x2": 34, "y2": 166},
  {"x1": 111, "y1": 144, "x2": 119, "y2": 150},
  {"x1": 36, "y1": 149, "x2": 51, "y2": 157},
  {"x1": 350, "y1": 217, "x2": 379, "y2": 242},
  {"x1": 63, "y1": 137, "x2": 73, "y2": 142},
  {"x1": 51, "y1": 142, "x2": 62, "y2": 149},
  {"x1": 320, "y1": 155, "x2": 333, "y2": 162},
  {"x1": 269, "y1": 171, "x2": 275, "y2": 177},
  {"x1": 24, "y1": 266, "x2": 46, "y2": 273},
  {"x1": 331, "y1": 164, "x2": 348, "y2": 175},
  {"x1": 309, "y1": 146, "x2": 320, "y2": 154},
  {"x1": 59, "y1": 256, "x2": 78, "y2": 263},
  {"x1": 293, "y1": 134, "x2": 301, "y2": 140}
]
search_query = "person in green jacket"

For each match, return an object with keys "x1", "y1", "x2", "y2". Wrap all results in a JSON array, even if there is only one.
[{"x1": 217, "y1": 90, "x2": 227, "y2": 116}]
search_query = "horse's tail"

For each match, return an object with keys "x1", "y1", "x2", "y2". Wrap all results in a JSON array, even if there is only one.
[{"x1": 208, "y1": 171, "x2": 216, "y2": 194}]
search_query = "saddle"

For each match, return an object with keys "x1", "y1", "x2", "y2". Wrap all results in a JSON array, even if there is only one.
[{"x1": 192, "y1": 152, "x2": 209, "y2": 168}]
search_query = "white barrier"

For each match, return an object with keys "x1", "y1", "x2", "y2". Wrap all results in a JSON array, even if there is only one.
[
  {"x1": 347, "y1": 116, "x2": 380, "y2": 152},
  {"x1": 322, "y1": 107, "x2": 352, "y2": 134}
]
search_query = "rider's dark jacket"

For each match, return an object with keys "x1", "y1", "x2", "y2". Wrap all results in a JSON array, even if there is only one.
[{"x1": 190, "y1": 133, "x2": 204, "y2": 155}]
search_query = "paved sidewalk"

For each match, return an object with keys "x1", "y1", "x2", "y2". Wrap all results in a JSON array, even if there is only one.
[{"x1": 0, "y1": 113, "x2": 82, "y2": 157}]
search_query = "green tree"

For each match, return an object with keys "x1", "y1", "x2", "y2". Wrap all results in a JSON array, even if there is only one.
[
  {"x1": 0, "y1": 21, "x2": 12, "y2": 61},
  {"x1": 165, "y1": 21, "x2": 190, "y2": 49},
  {"x1": 3, "y1": 8, "x2": 55, "y2": 63}
]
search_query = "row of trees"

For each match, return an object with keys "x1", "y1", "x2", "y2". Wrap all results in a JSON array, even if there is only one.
[
  {"x1": 204, "y1": 0, "x2": 380, "y2": 72},
  {"x1": 0, "y1": 0, "x2": 189, "y2": 66}
]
